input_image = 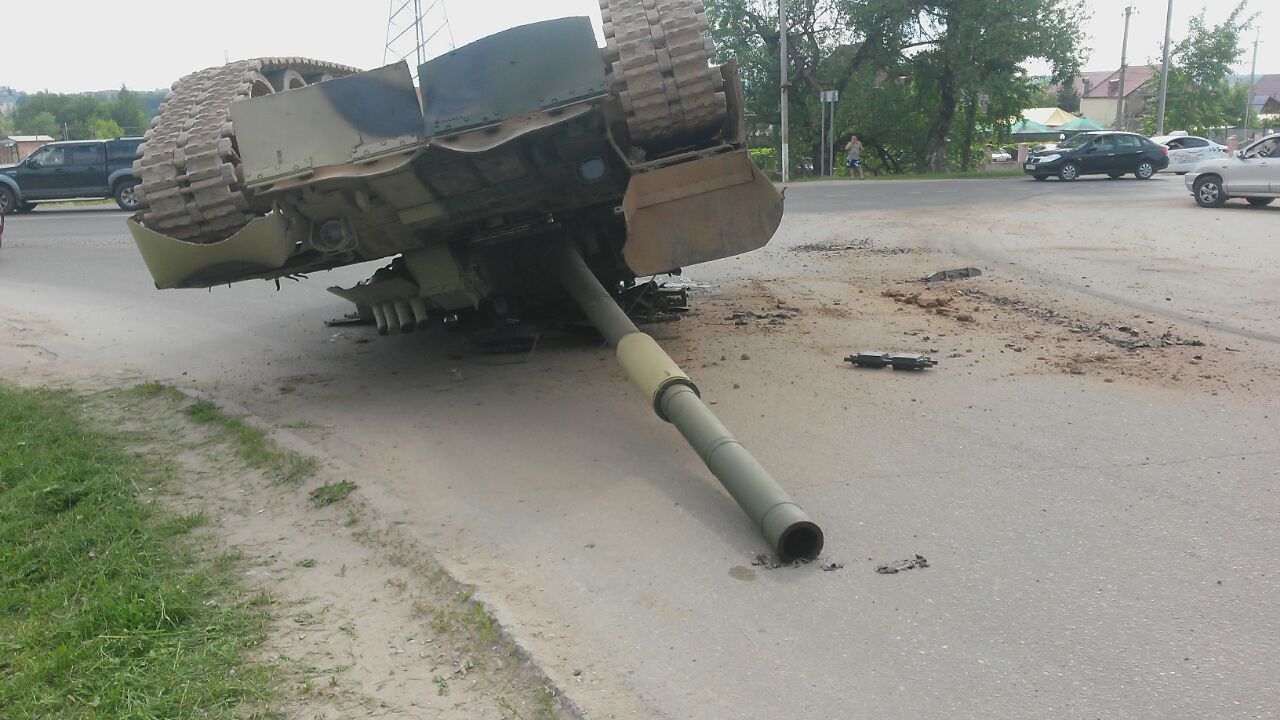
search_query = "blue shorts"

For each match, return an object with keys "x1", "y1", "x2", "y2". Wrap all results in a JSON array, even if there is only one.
[{"x1": 845, "y1": 158, "x2": 862, "y2": 169}]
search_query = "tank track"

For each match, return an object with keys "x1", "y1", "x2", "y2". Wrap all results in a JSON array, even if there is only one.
[
  {"x1": 600, "y1": 0, "x2": 727, "y2": 149},
  {"x1": 134, "y1": 58, "x2": 358, "y2": 243}
]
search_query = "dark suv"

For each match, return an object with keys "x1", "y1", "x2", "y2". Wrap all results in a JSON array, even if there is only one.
[
  {"x1": 0, "y1": 137, "x2": 144, "y2": 214},
  {"x1": 1023, "y1": 131, "x2": 1169, "y2": 181}
]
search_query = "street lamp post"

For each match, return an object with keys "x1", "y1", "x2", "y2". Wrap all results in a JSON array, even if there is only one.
[
  {"x1": 1243, "y1": 31, "x2": 1260, "y2": 139},
  {"x1": 779, "y1": 0, "x2": 789, "y2": 183},
  {"x1": 1115, "y1": 5, "x2": 1136, "y2": 131},
  {"x1": 1156, "y1": 0, "x2": 1173, "y2": 135}
]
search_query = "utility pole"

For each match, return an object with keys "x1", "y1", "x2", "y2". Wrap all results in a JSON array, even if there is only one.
[
  {"x1": 779, "y1": 0, "x2": 789, "y2": 183},
  {"x1": 1243, "y1": 30, "x2": 1260, "y2": 138},
  {"x1": 1156, "y1": 0, "x2": 1173, "y2": 135},
  {"x1": 1115, "y1": 5, "x2": 1136, "y2": 131}
]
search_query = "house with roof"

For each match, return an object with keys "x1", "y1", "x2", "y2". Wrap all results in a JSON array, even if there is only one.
[
  {"x1": 1076, "y1": 65, "x2": 1158, "y2": 132},
  {"x1": 1245, "y1": 74, "x2": 1280, "y2": 118},
  {"x1": 1, "y1": 135, "x2": 55, "y2": 164}
]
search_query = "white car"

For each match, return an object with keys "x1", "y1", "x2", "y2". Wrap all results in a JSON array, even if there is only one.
[
  {"x1": 1185, "y1": 134, "x2": 1279, "y2": 208},
  {"x1": 991, "y1": 149, "x2": 1012, "y2": 162},
  {"x1": 1152, "y1": 133, "x2": 1228, "y2": 174}
]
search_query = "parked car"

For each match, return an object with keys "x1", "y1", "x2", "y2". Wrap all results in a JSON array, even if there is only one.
[
  {"x1": 0, "y1": 137, "x2": 143, "y2": 214},
  {"x1": 1185, "y1": 133, "x2": 1279, "y2": 208},
  {"x1": 1151, "y1": 133, "x2": 1228, "y2": 174},
  {"x1": 991, "y1": 148, "x2": 1013, "y2": 162},
  {"x1": 1023, "y1": 131, "x2": 1169, "y2": 181}
]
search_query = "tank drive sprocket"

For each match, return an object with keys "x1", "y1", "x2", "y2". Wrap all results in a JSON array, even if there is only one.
[
  {"x1": 134, "y1": 58, "x2": 359, "y2": 244},
  {"x1": 600, "y1": 0, "x2": 727, "y2": 149}
]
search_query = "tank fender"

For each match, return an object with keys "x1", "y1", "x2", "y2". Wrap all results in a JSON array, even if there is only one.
[
  {"x1": 621, "y1": 150, "x2": 783, "y2": 276},
  {"x1": 127, "y1": 213, "x2": 294, "y2": 289}
]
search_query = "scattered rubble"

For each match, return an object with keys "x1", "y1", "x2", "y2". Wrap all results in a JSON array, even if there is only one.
[
  {"x1": 875, "y1": 555, "x2": 929, "y2": 574},
  {"x1": 792, "y1": 238, "x2": 920, "y2": 255},
  {"x1": 952, "y1": 288, "x2": 1207, "y2": 351},
  {"x1": 724, "y1": 307, "x2": 797, "y2": 326}
]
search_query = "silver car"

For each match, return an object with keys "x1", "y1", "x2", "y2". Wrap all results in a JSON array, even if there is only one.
[{"x1": 1185, "y1": 134, "x2": 1279, "y2": 208}]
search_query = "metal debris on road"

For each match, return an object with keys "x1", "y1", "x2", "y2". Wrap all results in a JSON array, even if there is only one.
[
  {"x1": 752, "y1": 553, "x2": 782, "y2": 569},
  {"x1": 819, "y1": 562, "x2": 844, "y2": 572},
  {"x1": 923, "y1": 267, "x2": 982, "y2": 282},
  {"x1": 875, "y1": 554, "x2": 929, "y2": 574},
  {"x1": 846, "y1": 352, "x2": 938, "y2": 370}
]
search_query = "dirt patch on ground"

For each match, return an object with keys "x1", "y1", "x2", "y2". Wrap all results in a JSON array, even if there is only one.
[
  {"x1": 792, "y1": 237, "x2": 929, "y2": 255},
  {"x1": 72, "y1": 385, "x2": 581, "y2": 720},
  {"x1": 873, "y1": 277, "x2": 1279, "y2": 395}
]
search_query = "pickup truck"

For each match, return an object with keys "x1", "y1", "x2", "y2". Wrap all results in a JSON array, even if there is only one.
[{"x1": 0, "y1": 137, "x2": 144, "y2": 214}]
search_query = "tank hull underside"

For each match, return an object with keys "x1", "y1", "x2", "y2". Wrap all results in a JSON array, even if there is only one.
[{"x1": 128, "y1": 12, "x2": 782, "y2": 324}]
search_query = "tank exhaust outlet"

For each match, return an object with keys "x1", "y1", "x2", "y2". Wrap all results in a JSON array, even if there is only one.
[{"x1": 548, "y1": 241, "x2": 823, "y2": 562}]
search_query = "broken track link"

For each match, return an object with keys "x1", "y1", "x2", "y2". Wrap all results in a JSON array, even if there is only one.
[
  {"x1": 135, "y1": 58, "x2": 358, "y2": 244},
  {"x1": 600, "y1": 0, "x2": 727, "y2": 149}
]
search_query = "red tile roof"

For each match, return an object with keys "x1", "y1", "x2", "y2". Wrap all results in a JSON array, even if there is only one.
[{"x1": 1081, "y1": 65, "x2": 1158, "y2": 98}]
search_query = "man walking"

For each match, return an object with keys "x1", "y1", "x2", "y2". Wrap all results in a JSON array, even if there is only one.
[{"x1": 844, "y1": 134, "x2": 865, "y2": 179}]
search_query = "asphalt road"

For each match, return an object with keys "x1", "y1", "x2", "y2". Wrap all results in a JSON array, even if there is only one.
[{"x1": 2, "y1": 180, "x2": 1277, "y2": 719}]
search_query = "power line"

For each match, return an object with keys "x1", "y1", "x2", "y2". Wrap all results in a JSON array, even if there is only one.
[{"x1": 384, "y1": 0, "x2": 455, "y2": 80}]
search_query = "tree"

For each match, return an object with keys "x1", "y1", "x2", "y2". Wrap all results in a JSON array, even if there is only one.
[
  {"x1": 11, "y1": 89, "x2": 154, "y2": 140},
  {"x1": 708, "y1": 0, "x2": 920, "y2": 177},
  {"x1": 1055, "y1": 83, "x2": 1080, "y2": 112},
  {"x1": 86, "y1": 117, "x2": 125, "y2": 139},
  {"x1": 706, "y1": 0, "x2": 1090, "y2": 175},
  {"x1": 1143, "y1": 2, "x2": 1256, "y2": 135},
  {"x1": 27, "y1": 111, "x2": 59, "y2": 137},
  {"x1": 107, "y1": 87, "x2": 148, "y2": 135},
  {"x1": 903, "y1": 0, "x2": 1089, "y2": 171}
]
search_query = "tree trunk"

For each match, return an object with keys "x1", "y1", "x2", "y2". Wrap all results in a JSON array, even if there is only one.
[
  {"x1": 958, "y1": 96, "x2": 978, "y2": 171},
  {"x1": 864, "y1": 138, "x2": 899, "y2": 175},
  {"x1": 924, "y1": 70, "x2": 957, "y2": 172}
]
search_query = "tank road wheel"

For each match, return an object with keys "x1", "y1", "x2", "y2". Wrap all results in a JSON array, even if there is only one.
[
  {"x1": 134, "y1": 57, "x2": 359, "y2": 244},
  {"x1": 600, "y1": 0, "x2": 728, "y2": 150}
]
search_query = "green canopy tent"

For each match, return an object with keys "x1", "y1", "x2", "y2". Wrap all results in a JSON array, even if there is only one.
[
  {"x1": 1010, "y1": 118, "x2": 1058, "y2": 141},
  {"x1": 1058, "y1": 116, "x2": 1108, "y2": 132}
]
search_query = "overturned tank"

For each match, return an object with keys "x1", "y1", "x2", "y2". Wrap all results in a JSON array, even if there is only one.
[{"x1": 128, "y1": 1, "x2": 822, "y2": 561}]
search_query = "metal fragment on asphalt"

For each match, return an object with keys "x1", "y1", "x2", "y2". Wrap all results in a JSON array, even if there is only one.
[
  {"x1": 876, "y1": 554, "x2": 929, "y2": 574},
  {"x1": 923, "y1": 267, "x2": 982, "y2": 282}
]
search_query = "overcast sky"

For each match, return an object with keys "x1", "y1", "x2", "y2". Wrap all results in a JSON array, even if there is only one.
[{"x1": 1, "y1": 0, "x2": 1273, "y2": 94}]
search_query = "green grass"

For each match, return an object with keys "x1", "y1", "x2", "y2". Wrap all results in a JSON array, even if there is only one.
[
  {"x1": 308, "y1": 480, "x2": 356, "y2": 508},
  {"x1": 182, "y1": 398, "x2": 317, "y2": 484},
  {"x1": 0, "y1": 385, "x2": 276, "y2": 719}
]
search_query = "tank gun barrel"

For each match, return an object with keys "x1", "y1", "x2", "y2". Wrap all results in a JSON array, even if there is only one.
[{"x1": 548, "y1": 242, "x2": 823, "y2": 562}]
